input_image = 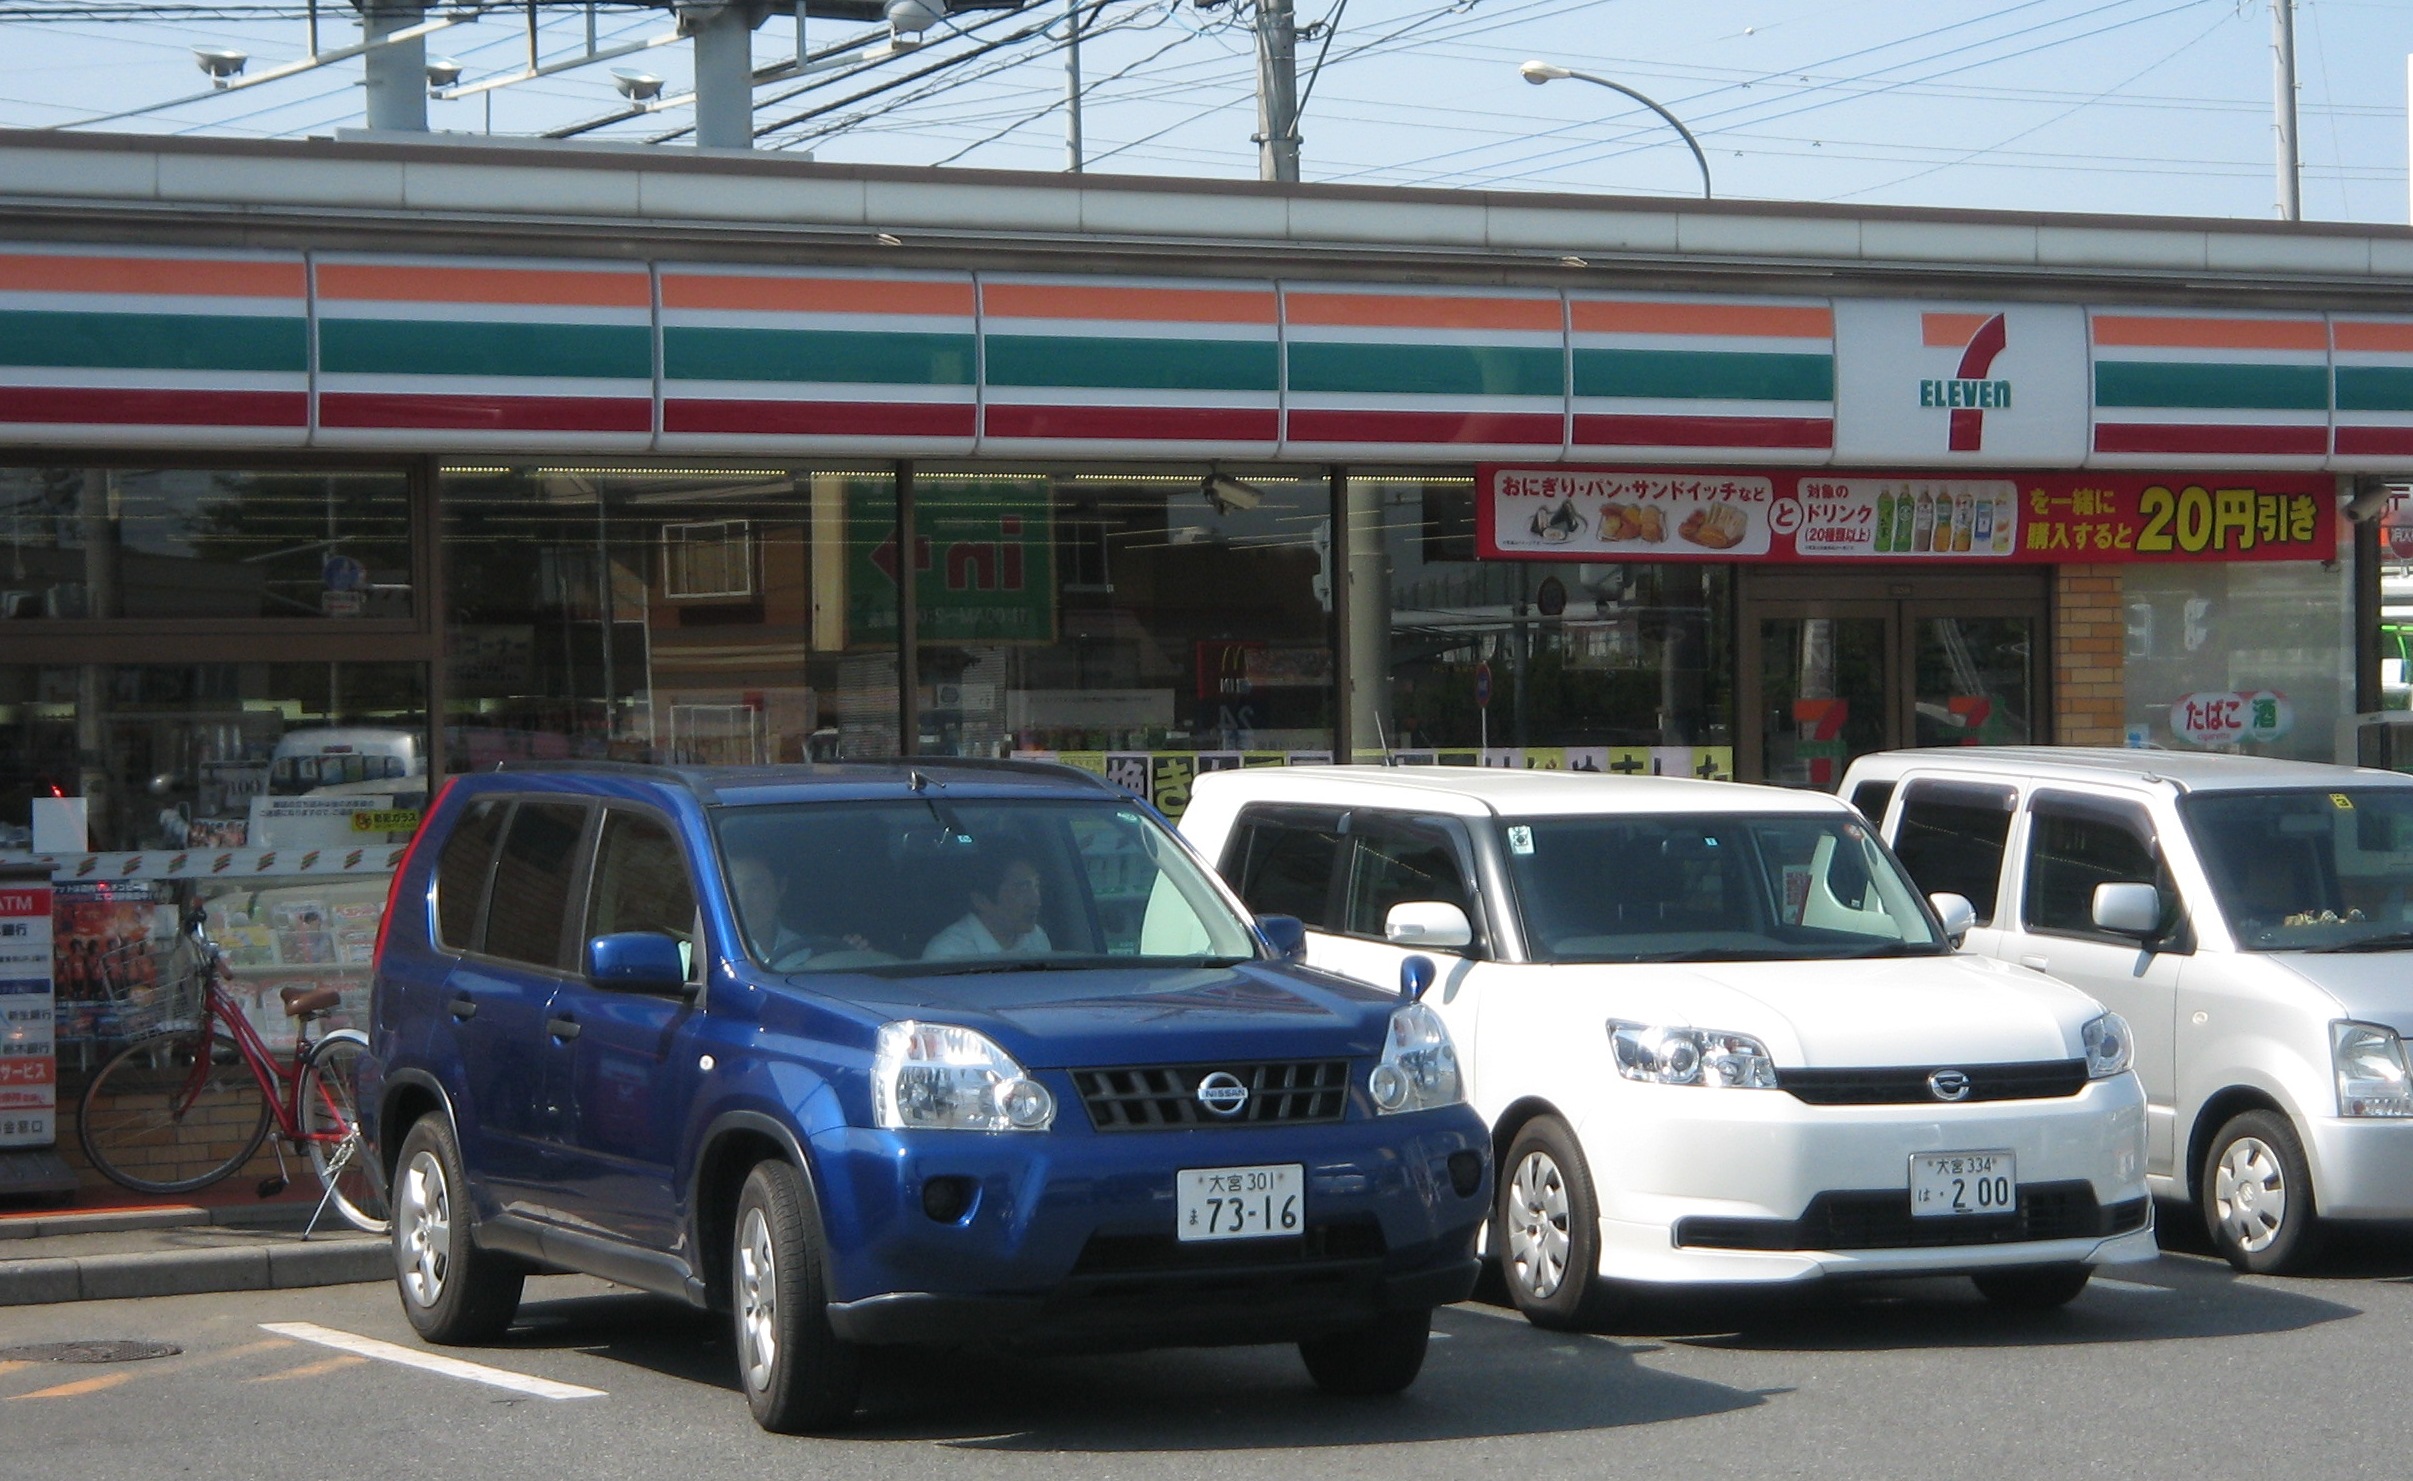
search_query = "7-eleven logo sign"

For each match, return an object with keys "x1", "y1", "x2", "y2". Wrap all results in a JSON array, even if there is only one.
[{"x1": 1919, "y1": 312, "x2": 2011, "y2": 452}]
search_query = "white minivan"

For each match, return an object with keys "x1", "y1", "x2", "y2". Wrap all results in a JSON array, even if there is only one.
[
  {"x1": 1842, "y1": 747, "x2": 2413, "y2": 1274},
  {"x1": 1181, "y1": 766, "x2": 2155, "y2": 1325}
]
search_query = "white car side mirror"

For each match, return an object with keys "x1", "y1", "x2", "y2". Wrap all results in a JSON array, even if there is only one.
[
  {"x1": 1385, "y1": 900, "x2": 1472, "y2": 950},
  {"x1": 1928, "y1": 892, "x2": 1976, "y2": 947},
  {"x1": 2091, "y1": 881, "x2": 2162, "y2": 937}
]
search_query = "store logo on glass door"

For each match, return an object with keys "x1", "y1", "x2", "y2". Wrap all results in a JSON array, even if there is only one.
[{"x1": 1917, "y1": 313, "x2": 2011, "y2": 451}]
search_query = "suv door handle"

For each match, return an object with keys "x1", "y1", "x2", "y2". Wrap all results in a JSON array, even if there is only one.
[
  {"x1": 546, "y1": 1014, "x2": 582, "y2": 1041},
  {"x1": 2019, "y1": 955, "x2": 2050, "y2": 972},
  {"x1": 447, "y1": 994, "x2": 478, "y2": 1021}
]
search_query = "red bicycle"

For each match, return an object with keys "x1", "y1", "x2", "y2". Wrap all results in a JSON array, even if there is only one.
[{"x1": 76, "y1": 908, "x2": 389, "y2": 1234}]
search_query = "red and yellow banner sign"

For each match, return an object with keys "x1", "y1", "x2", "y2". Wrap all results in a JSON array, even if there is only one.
[{"x1": 1478, "y1": 466, "x2": 2337, "y2": 564}]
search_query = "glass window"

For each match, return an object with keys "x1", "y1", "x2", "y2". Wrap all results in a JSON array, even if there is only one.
[
  {"x1": 440, "y1": 463, "x2": 898, "y2": 770},
  {"x1": 1500, "y1": 812, "x2": 1943, "y2": 963},
  {"x1": 482, "y1": 801, "x2": 589, "y2": 970},
  {"x1": 2022, "y1": 796, "x2": 2169, "y2": 939},
  {"x1": 587, "y1": 810, "x2": 698, "y2": 947},
  {"x1": 2124, "y1": 531, "x2": 2349, "y2": 762},
  {"x1": 1847, "y1": 780, "x2": 1895, "y2": 824},
  {"x1": 434, "y1": 799, "x2": 507, "y2": 951},
  {"x1": 1223, "y1": 810, "x2": 1344, "y2": 929},
  {"x1": 0, "y1": 467, "x2": 413, "y2": 621},
  {"x1": 1893, "y1": 781, "x2": 2018, "y2": 925},
  {"x1": 1343, "y1": 815, "x2": 1472, "y2": 938},
  {"x1": 2182, "y1": 788, "x2": 2413, "y2": 951}
]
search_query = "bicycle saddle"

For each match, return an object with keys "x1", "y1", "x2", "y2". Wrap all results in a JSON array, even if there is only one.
[{"x1": 280, "y1": 984, "x2": 343, "y2": 1017}]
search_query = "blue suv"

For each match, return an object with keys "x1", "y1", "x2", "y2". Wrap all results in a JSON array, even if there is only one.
[{"x1": 361, "y1": 760, "x2": 1490, "y2": 1431}]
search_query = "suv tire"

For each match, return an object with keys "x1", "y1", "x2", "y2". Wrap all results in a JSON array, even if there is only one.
[
  {"x1": 1971, "y1": 1263, "x2": 2092, "y2": 1309},
  {"x1": 2202, "y1": 1108, "x2": 2324, "y2": 1275},
  {"x1": 734, "y1": 1159, "x2": 862, "y2": 1433},
  {"x1": 1499, "y1": 1115, "x2": 1624, "y2": 1330},
  {"x1": 1299, "y1": 1309, "x2": 1431, "y2": 1395},
  {"x1": 392, "y1": 1116, "x2": 524, "y2": 1344}
]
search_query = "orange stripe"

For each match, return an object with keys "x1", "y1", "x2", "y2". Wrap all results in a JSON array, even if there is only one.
[
  {"x1": 661, "y1": 274, "x2": 973, "y2": 316},
  {"x1": 248, "y1": 1355, "x2": 368, "y2": 1383},
  {"x1": 317, "y1": 263, "x2": 648, "y2": 309},
  {"x1": 10, "y1": 1373, "x2": 132, "y2": 1400},
  {"x1": 2333, "y1": 320, "x2": 2413, "y2": 354},
  {"x1": 983, "y1": 283, "x2": 1276, "y2": 325},
  {"x1": 0, "y1": 254, "x2": 304, "y2": 299},
  {"x1": 1572, "y1": 300, "x2": 1830, "y2": 339},
  {"x1": 2092, "y1": 315, "x2": 2327, "y2": 351},
  {"x1": 1920, "y1": 313, "x2": 1991, "y2": 348},
  {"x1": 1285, "y1": 292, "x2": 1562, "y2": 333}
]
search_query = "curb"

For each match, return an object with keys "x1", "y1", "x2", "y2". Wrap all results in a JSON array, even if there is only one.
[{"x1": 0, "y1": 1237, "x2": 389, "y2": 1307}]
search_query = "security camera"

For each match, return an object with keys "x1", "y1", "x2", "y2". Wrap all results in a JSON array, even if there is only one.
[
  {"x1": 1203, "y1": 472, "x2": 1267, "y2": 517},
  {"x1": 425, "y1": 56, "x2": 464, "y2": 88},
  {"x1": 885, "y1": 0, "x2": 944, "y2": 39},
  {"x1": 612, "y1": 68, "x2": 666, "y2": 101},
  {"x1": 2345, "y1": 481, "x2": 2402, "y2": 524},
  {"x1": 192, "y1": 46, "x2": 248, "y2": 85}
]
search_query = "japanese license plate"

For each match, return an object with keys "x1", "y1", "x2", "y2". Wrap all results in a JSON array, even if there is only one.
[
  {"x1": 1910, "y1": 1150, "x2": 2017, "y2": 1217},
  {"x1": 1177, "y1": 1163, "x2": 1303, "y2": 1242}
]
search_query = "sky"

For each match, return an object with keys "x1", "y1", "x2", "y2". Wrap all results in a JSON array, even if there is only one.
[{"x1": 0, "y1": 0, "x2": 2407, "y2": 223}]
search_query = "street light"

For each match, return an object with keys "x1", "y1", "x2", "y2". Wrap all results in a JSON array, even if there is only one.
[{"x1": 1518, "y1": 59, "x2": 1712, "y2": 200}]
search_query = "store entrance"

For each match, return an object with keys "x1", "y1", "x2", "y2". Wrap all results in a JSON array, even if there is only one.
[{"x1": 1738, "y1": 568, "x2": 2049, "y2": 788}]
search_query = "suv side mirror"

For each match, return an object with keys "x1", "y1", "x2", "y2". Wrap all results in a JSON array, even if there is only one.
[
  {"x1": 1385, "y1": 900, "x2": 1473, "y2": 950},
  {"x1": 589, "y1": 931, "x2": 691, "y2": 992},
  {"x1": 1927, "y1": 892, "x2": 1977, "y2": 947},
  {"x1": 1256, "y1": 914, "x2": 1307, "y2": 962},
  {"x1": 2091, "y1": 882, "x2": 2163, "y2": 938}
]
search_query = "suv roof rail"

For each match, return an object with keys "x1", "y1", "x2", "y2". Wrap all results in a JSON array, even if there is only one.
[
  {"x1": 897, "y1": 755, "x2": 1128, "y2": 796},
  {"x1": 486, "y1": 755, "x2": 1127, "y2": 803},
  {"x1": 489, "y1": 758, "x2": 719, "y2": 802}
]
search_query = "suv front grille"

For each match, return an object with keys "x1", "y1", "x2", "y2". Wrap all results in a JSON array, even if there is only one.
[
  {"x1": 1073, "y1": 1059, "x2": 1351, "y2": 1131},
  {"x1": 1776, "y1": 1059, "x2": 2090, "y2": 1106},
  {"x1": 1674, "y1": 1181, "x2": 2150, "y2": 1252}
]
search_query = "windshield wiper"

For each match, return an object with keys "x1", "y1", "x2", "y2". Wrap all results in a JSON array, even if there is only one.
[
  {"x1": 1832, "y1": 941, "x2": 1949, "y2": 959},
  {"x1": 2307, "y1": 931, "x2": 2413, "y2": 954}
]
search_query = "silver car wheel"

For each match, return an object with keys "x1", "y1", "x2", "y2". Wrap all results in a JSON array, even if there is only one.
[
  {"x1": 737, "y1": 1205, "x2": 779, "y2": 1392},
  {"x1": 1507, "y1": 1149, "x2": 1572, "y2": 1300},
  {"x1": 395, "y1": 1149, "x2": 450, "y2": 1308},
  {"x1": 2213, "y1": 1135, "x2": 2288, "y2": 1254}
]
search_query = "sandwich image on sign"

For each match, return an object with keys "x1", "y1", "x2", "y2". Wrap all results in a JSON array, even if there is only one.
[{"x1": 1679, "y1": 504, "x2": 1748, "y2": 549}]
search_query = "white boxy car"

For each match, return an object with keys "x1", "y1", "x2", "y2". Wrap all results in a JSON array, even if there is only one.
[
  {"x1": 1180, "y1": 766, "x2": 2155, "y2": 1324},
  {"x1": 1841, "y1": 748, "x2": 2413, "y2": 1274}
]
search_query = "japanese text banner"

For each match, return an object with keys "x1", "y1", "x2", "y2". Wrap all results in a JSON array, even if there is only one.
[{"x1": 1477, "y1": 466, "x2": 2337, "y2": 564}]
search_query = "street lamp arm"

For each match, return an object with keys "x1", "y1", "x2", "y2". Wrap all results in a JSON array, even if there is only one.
[{"x1": 1542, "y1": 66, "x2": 1713, "y2": 200}]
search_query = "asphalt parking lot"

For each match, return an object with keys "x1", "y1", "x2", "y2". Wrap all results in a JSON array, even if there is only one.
[{"x1": 5, "y1": 1216, "x2": 2410, "y2": 1481}]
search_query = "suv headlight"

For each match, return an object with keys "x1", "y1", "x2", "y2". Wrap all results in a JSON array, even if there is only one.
[
  {"x1": 1369, "y1": 1001, "x2": 1463, "y2": 1114},
  {"x1": 2333, "y1": 1021, "x2": 2413, "y2": 1117},
  {"x1": 872, "y1": 1020, "x2": 1056, "y2": 1132},
  {"x1": 2082, "y1": 1012, "x2": 2134, "y2": 1080},
  {"x1": 1609, "y1": 1022, "x2": 1777, "y2": 1088}
]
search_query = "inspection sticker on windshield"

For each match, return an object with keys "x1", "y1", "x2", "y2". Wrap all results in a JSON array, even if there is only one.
[
  {"x1": 2333, "y1": 793, "x2": 2355, "y2": 810},
  {"x1": 1910, "y1": 1151, "x2": 2015, "y2": 1218},
  {"x1": 1508, "y1": 826, "x2": 1534, "y2": 855},
  {"x1": 1178, "y1": 1163, "x2": 1302, "y2": 1241}
]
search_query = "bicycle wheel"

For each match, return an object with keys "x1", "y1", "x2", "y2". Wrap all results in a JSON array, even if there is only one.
[
  {"x1": 297, "y1": 1030, "x2": 390, "y2": 1233},
  {"x1": 79, "y1": 1028, "x2": 273, "y2": 1195}
]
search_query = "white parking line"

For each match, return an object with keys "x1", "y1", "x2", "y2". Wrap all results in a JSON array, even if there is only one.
[
  {"x1": 257, "y1": 1323, "x2": 605, "y2": 1400},
  {"x1": 2089, "y1": 1277, "x2": 2175, "y2": 1295}
]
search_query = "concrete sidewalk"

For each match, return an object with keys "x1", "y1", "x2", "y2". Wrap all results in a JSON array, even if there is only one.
[{"x1": 0, "y1": 1204, "x2": 388, "y2": 1307}]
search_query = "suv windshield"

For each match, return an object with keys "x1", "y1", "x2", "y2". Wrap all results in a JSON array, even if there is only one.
[
  {"x1": 1500, "y1": 812, "x2": 1948, "y2": 964},
  {"x1": 2182, "y1": 788, "x2": 2413, "y2": 952},
  {"x1": 715, "y1": 796, "x2": 1259, "y2": 973}
]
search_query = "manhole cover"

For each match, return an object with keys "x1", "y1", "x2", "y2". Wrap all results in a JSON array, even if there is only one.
[{"x1": 0, "y1": 1340, "x2": 181, "y2": 1364}]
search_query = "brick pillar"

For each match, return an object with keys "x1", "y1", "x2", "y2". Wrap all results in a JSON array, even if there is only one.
[{"x1": 2053, "y1": 564, "x2": 2126, "y2": 746}]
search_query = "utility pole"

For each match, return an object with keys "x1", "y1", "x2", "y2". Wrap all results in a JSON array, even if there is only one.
[
  {"x1": 1065, "y1": 0, "x2": 1083, "y2": 172},
  {"x1": 1253, "y1": 0, "x2": 1300, "y2": 182},
  {"x1": 2273, "y1": 0, "x2": 2300, "y2": 220},
  {"x1": 687, "y1": 2, "x2": 763, "y2": 150},
  {"x1": 361, "y1": 0, "x2": 429, "y2": 131}
]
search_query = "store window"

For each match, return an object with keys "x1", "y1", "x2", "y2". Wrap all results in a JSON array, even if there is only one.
[
  {"x1": 912, "y1": 467, "x2": 1335, "y2": 761},
  {"x1": 0, "y1": 466, "x2": 413, "y2": 621},
  {"x1": 440, "y1": 463, "x2": 899, "y2": 769},
  {"x1": 1364, "y1": 473, "x2": 1732, "y2": 768},
  {"x1": 2123, "y1": 531, "x2": 2350, "y2": 763}
]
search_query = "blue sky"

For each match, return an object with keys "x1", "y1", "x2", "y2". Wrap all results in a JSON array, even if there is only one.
[{"x1": 3, "y1": 0, "x2": 2407, "y2": 222}]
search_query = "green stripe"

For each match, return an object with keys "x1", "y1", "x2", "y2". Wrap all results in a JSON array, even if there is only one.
[
  {"x1": 2094, "y1": 360, "x2": 2328, "y2": 411},
  {"x1": 2336, "y1": 365, "x2": 2413, "y2": 414},
  {"x1": 663, "y1": 326, "x2": 972, "y2": 386},
  {"x1": 1573, "y1": 347, "x2": 1832, "y2": 402},
  {"x1": 985, "y1": 334, "x2": 1276, "y2": 392},
  {"x1": 0, "y1": 309, "x2": 304, "y2": 373},
  {"x1": 1289, "y1": 341, "x2": 1562, "y2": 398},
  {"x1": 320, "y1": 319, "x2": 651, "y2": 380}
]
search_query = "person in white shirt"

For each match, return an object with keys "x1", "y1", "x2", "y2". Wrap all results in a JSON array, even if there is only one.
[{"x1": 924, "y1": 854, "x2": 1052, "y2": 960}]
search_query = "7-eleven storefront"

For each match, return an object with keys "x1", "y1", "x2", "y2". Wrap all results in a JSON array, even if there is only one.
[{"x1": 0, "y1": 131, "x2": 2392, "y2": 1200}]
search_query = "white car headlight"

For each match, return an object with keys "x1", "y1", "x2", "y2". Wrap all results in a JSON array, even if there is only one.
[
  {"x1": 2333, "y1": 1020, "x2": 2413, "y2": 1117},
  {"x1": 872, "y1": 1020, "x2": 1055, "y2": 1132},
  {"x1": 1369, "y1": 1001, "x2": 1464, "y2": 1115},
  {"x1": 1608, "y1": 1021, "x2": 1777, "y2": 1088},
  {"x1": 2081, "y1": 1012, "x2": 2134, "y2": 1080}
]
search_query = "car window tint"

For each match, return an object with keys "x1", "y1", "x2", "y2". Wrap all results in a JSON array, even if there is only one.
[
  {"x1": 587, "y1": 811, "x2": 699, "y2": 970},
  {"x1": 2024, "y1": 797, "x2": 2166, "y2": 937},
  {"x1": 434, "y1": 798, "x2": 508, "y2": 951},
  {"x1": 1225, "y1": 813, "x2": 1343, "y2": 929},
  {"x1": 482, "y1": 801, "x2": 590, "y2": 969},
  {"x1": 1847, "y1": 780, "x2": 1895, "y2": 825},
  {"x1": 1344, "y1": 816, "x2": 1472, "y2": 938},
  {"x1": 1893, "y1": 781, "x2": 2017, "y2": 926}
]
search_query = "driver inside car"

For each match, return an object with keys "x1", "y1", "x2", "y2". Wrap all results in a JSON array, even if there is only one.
[{"x1": 731, "y1": 853, "x2": 870, "y2": 969}]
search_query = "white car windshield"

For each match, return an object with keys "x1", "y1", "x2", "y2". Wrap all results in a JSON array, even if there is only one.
[
  {"x1": 2182, "y1": 789, "x2": 2413, "y2": 953},
  {"x1": 1500, "y1": 812, "x2": 1948, "y2": 963}
]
